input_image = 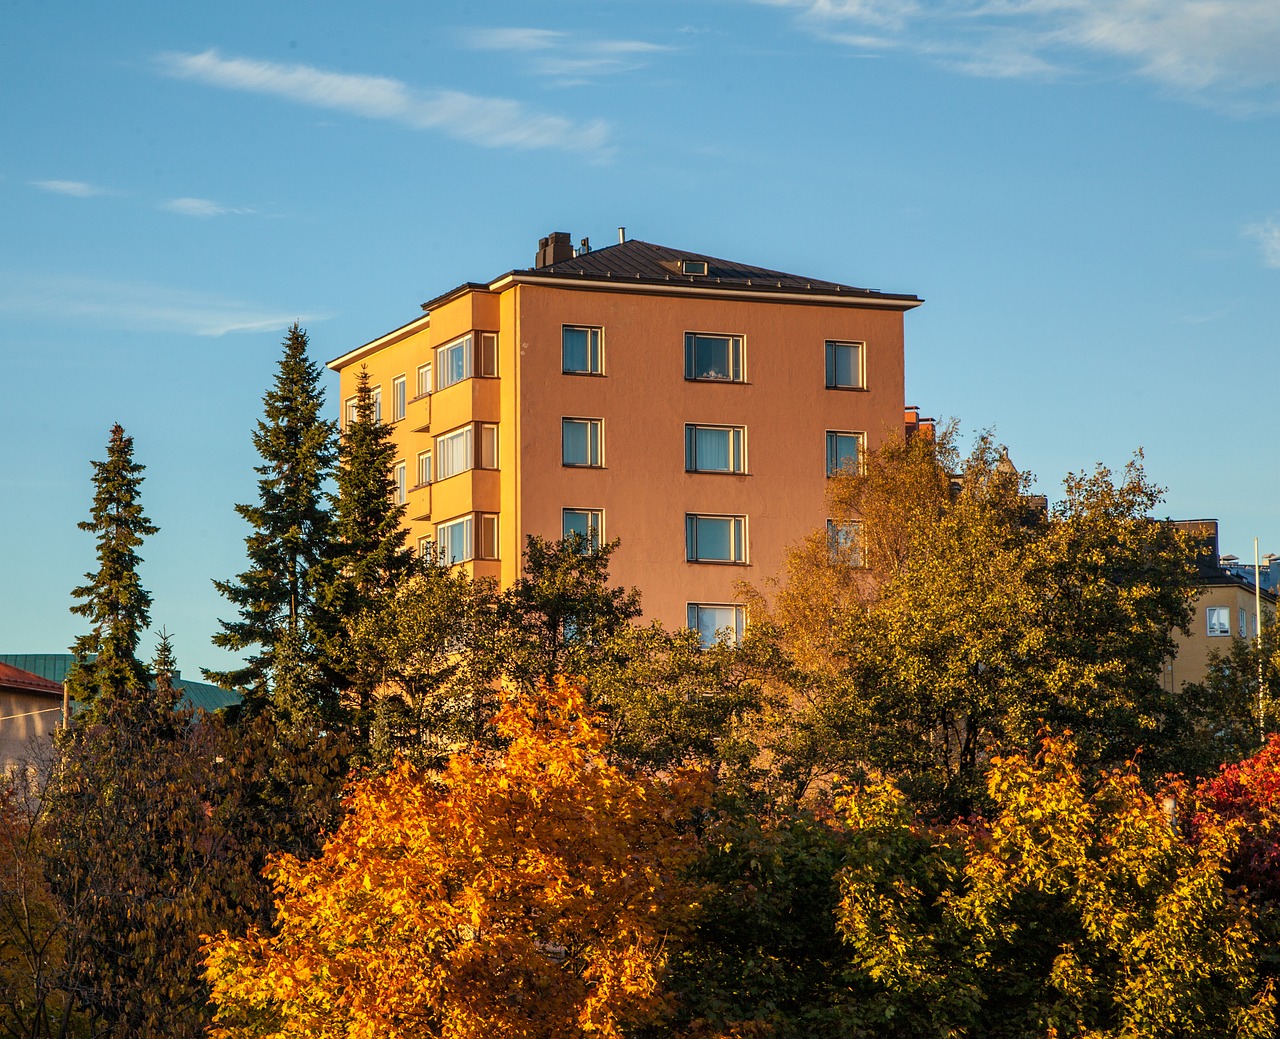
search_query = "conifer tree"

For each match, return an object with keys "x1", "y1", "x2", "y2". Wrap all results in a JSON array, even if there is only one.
[
  {"x1": 67, "y1": 423, "x2": 158, "y2": 710},
  {"x1": 207, "y1": 323, "x2": 337, "y2": 706}
]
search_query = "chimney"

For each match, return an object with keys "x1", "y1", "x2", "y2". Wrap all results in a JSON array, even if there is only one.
[
  {"x1": 618, "y1": 226, "x2": 626, "y2": 244},
  {"x1": 536, "y1": 231, "x2": 574, "y2": 268},
  {"x1": 580, "y1": 237, "x2": 591, "y2": 254}
]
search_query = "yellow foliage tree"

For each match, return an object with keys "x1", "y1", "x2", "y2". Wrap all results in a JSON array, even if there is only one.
[{"x1": 204, "y1": 681, "x2": 706, "y2": 1039}]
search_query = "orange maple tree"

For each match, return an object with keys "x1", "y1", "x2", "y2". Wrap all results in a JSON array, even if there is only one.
[{"x1": 203, "y1": 680, "x2": 706, "y2": 1039}]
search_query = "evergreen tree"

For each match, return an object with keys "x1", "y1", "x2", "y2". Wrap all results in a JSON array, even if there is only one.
[
  {"x1": 151, "y1": 627, "x2": 179, "y2": 704},
  {"x1": 323, "y1": 366, "x2": 413, "y2": 712},
  {"x1": 67, "y1": 423, "x2": 158, "y2": 711},
  {"x1": 207, "y1": 323, "x2": 337, "y2": 707}
]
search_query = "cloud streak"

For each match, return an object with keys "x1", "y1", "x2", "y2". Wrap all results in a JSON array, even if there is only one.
[
  {"x1": 0, "y1": 274, "x2": 313, "y2": 337},
  {"x1": 1244, "y1": 218, "x2": 1280, "y2": 268},
  {"x1": 158, "y1": 49, "x2": 610, "y2": 153},
  {"x1": 160, "y1": 197, "x2": 255, "y2": 217},
  {"x1": 461, "y1": 27, "x2": 672, "y2": 82},
  {"x1": 761, "y1": 0, "x2": 1280, "y2": 108},
  {"x1": 31, "y1": 180, "x2": 115, "y2": 197}
]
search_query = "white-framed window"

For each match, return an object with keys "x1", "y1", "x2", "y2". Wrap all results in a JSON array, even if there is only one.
[
  {"x1": 825, "y1": 341, "x2": 864, "y2": 389},
  {"x1": 1239, "y1": 608, "x2": 1248, "y2": 637},
  {"x1": 685, "y1": 424, "x2": 746, "y2": 474},
  {"x1": 371, "y1": 386, "x2": 383, "y2": 424},
  {"x1": 826, "y1": 431, "x2": 864, "y2": 477},
  {"x1": 344, "y1": 396, "x2": 358, "y2": 430},
  {"x1": 478, "y1": 423, "x2": 498, "y2": 470},
  {"x1": 1206, "y1": 606, "x2": 1231, "y2": 636},
  {"x1": 682, "y1": 259, "x2": 709, "y2": 276},
  {"x1": 563, "y1": 326, "x2": 603, "y2": 374},
  {"x1": 417, "y1": 362, "x2": 433, "y2": 398},
  {"x1": 393, "y1": 461, "x2": 407, "y2": 505},
  {"x1": 436, "y1": 515, "x2": 473, "y2": 564},
  {"x1": 563, "y1": 508, "x2": 604, "y2": 550},
  {"x1": 827, "y1": 519, "x2": 864, "y2": 567},
  {"x1": 436, "y1": 426, "x2": 474, "y2": 481},
  {"x1": 685, "y1": 332, "x2": 744, "y2": 382},
  {"x1": 686, "y1": 514, "x2": 747, "y2": 564},
  {"x1": 478, "y1": 332, "x2": 499, "y2": 378},
  {"x1": 392, "y1": 376, "x2": 407, "y2": 421},
  {"x1": 417, "y1": 535, "x2": 433, "y2": 558},
  {"x1": 477, "y1": 513, "x2": 499, "y2": 560},
  {"x1": 563, "y1": 418, "x2": 603, "y2": 467},
  {"x1": 416, "y1": 450, "x2": 433, "y2": 487},
  {"x1": 687, "y1": 603, "x2": 745, "y2": 648},
  {"x1": 436, "y1": 334, "x2": 473, "y2": 390}
]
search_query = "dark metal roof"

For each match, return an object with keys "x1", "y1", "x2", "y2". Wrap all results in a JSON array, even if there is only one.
[
  {"x1": 0, "y1": 654, "x2": 241, "y2": 713},
  {"x1": 525, "y1": 238, "x2": 920, "y2": 303}
]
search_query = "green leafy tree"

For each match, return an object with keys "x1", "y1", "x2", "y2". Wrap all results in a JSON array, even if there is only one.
[
  {"x1": 321, "y1": 365, "x2": 414, "y2": 722},
  {"x1": 66, "y1": 423, "x2": 158, "y2": 713},
  {"x1": 208, "y1": 323, "x2": 337, "y2": 712}
]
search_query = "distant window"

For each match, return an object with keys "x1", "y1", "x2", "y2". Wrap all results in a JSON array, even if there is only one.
[
  {"x1": 392, "y1": 376, "x2": 407, "y2": 421},
  {"x1": 416, "y1": 450, "x2": 432, "y2": 487},
  {"x1": 436, "y1": 515, "x2": 473, "y2": 564},
  {"x1": 682, "y1": 259, "x2": 708, "y2": 275},
  {"x1": 1239, "y1": 607, "x2": 1248, "y2": 637},
  {"x1": 344, "y1": 396, "x2": 358, "y2": 430},
  {"x1": 478, "y1": 513, "x2": 499, "y2": 560},
  {"x1": 563, "y1": 508, "x2": 604, "y2": 550},
  {"x1": 1206, "y1": 606, "x2": 1230, "y2": 636},
  {"x1": 563, "y1": 326, "x2": 603, "y2": 374},
  {"x1": 685, "y1": 332, "x2": 744, "y2": 382},
  {"x1": 393, "y1": 461, "x2": 406, "y2": 505},
  {"x1": 686, "y1": 515, "x2": 747, "y2": 564},
  {"x1": 825, "y1": 341, "x2": 864, "y2": 389},
  {"x1": 436, "y1": 426, "x2": 473, "y2": 481},
  {"x1": 417, "y1": 535, "x2": 432, "y2": 558},
  {"x1": 371, "y1": 386, "x2": 382, "y2": 424},
  {"x1": 827, "y1": 519, "x2": 863, "y2": 567},
  {"x1": 826, "y1": 431, "x2": 864, "y2": 477},
  {"x1": 478, "y1": 333, "x2": 499, "y2": 378},
  {"x1": 687, "y1": 603, "x2": 745, "y2": 648},
  {"x1": 417, "y1": 362, "x2": 433, "y2": 397},
  {"x1": 563, "y1": 418, "x2": 603, "y2": 467},
  {"x1": 436, "y1": 334, "x2": 473, "y2": 390},
  {"x1": 685, "y1": 424, "x2": 745, "y2": 473}
]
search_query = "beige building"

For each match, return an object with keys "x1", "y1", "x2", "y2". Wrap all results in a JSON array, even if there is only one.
[
  {"x1": 328, "y1": 231, "x2": 922, "y2": 642},
  {"x1": 0, "y1": 660, "x2": 63, "y2": 773}
]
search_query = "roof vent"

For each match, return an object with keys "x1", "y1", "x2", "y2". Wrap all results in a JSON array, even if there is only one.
[
  {"x1": 536, "y1": 231, "x2": 574, "y2": 268},
  {"x1": 682, "y1": 259, "x2": 708, "y2": 276},
  {"x1": 579, "y1": 237, "x2": 591, "y2": 255}
]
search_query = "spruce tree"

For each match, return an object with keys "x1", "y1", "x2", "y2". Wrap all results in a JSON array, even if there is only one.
[
  {"x1": 323, "y1": 365, "x2": 413, "y2": 715},
  {"x1": 67, "y1": 423, "x2": 158, "y2": 709},
  {"x1": 207, "y1": 323, "x2": 337, "y2": 707}
]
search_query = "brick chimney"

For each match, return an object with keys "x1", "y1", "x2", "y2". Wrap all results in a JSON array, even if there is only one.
[{"x1": 536, "y1": 231, "x2": 574, "y2": 268}]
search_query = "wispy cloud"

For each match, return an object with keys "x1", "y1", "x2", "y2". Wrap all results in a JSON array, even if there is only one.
[
  {"x1": 31, "y1": 179, "x2": 115, "y2": 198},
  {"x1": 0, "y1": 273, "x2": 313, "y2": 337},
  {"x1": 160, "y1": 197, "x2": 255, "y2": 218},
  {"x1": 461, "y1": 27, "x2": 672, "y2": 82},
  {"x1": 760, "y1": 0, "x2": 1280, "y2": 109},
  {"x1": 1244, "y1": 217, "x2": 1280, "y2": 268},
  {"x1": 157, "y1": 49, "x2": 610, "y2": 153}
]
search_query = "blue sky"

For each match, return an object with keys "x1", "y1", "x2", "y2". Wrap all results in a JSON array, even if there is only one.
[{"x1": 3, "y1": 0, "x2": 1278, "y2": 675}]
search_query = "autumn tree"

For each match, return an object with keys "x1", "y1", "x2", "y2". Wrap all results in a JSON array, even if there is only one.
[
  {"x1": 836, "y1": 736, "x2": 1275, "y2": 1038},
  {"x1": 66, "y1": 423, "x2": 158, "y2": 713},
  {"x1": 204, "y1": 681, "x2": 707, "y2": 1039},
  {"x1": 209, "y1": 323, "x2": 337, "y2": 715}
]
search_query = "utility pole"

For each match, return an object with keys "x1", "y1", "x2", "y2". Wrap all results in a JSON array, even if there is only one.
[{"x1": 1257, "y1": 537, "x2": 1266, "y2": 745}]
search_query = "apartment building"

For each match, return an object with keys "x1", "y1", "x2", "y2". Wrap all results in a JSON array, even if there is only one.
[{"x1": 327, "y1": 231, "x2": 922, "y2": 642}]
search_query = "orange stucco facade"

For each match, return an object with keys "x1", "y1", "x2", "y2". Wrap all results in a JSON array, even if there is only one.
[{"x1": 328, "y1": 238, "x2": 920, "y2": 636}]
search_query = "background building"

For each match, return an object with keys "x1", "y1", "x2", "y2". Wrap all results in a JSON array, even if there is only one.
[{"x1": 328, "y1": 231, "x2": 922, "y2": 641}]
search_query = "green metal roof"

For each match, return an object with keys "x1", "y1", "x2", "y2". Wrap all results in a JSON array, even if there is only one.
[{"x1": 0, "y1": 654, "x2": 241, "y2": 713}]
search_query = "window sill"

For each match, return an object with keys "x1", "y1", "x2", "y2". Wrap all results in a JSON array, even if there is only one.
[
  {"x1": 562, "y1": 463, "x2": 606, "y2": 470},
  {"x1": 686, "y1": 559, "x2": 750, "y2": 566},
  {"x1": 686, "y1": 469, "x2": 751, "y2": 476},
  {"x1": 563, "y1": 370, "x2": 606, "y2": 377},
  {"x1": 824, "y1": 385, "x2": 869, "y2": 392},
  {"x1": 685, "y1": 377, "x2": 749, "y2": 385}
]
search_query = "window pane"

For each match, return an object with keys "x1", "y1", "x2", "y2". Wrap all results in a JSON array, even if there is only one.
[
  {"x1": 687, "y1": 515, "x2": 744, "y2": 562},
  {"x1": 437, "y1": 427, "x2": 473, "y2": 480},
  {"x1": 827, "y1": 519, "x2": 863, "y2": 566},
  {"x1": 417, "y1": 363, "x2": 433, "y2": 396},
  {"x1": 438, "y1": 517, "x2": 473, "y2": 564},
  {"x1": 393, "y1": 377, "x2": 406, "y2": 420},
  {"x1": 827, "y1": 432, "x2": 860, "y2": 476},
  {"x1": 394, "y1": 462, "x2": 406, "y2": 504},
  {"x1": 564, "y1": 327, "x2": 588, "y2": 372},
  {"x1": 479, "y1": 424, "x2": 498, "y2": 469},
  {"x1": 438, "y1": 335, "x2": 472, "y2": 389},
  {"x1": 696, "y1": 427, "x2": 731, "y2": 471},
  {"x1": 696, "y1": 336, "x2": 729, "y2": 378},
  {"x1": 417, "y1": 451, "x2": 432, "y2": 486},
  {"x1": 688, "y1": 604, "x2": 743, "y2": 647},
  {"x1": 562, "y1": 419, "x2": 599, "y2": 466},
  {"x1": 563, "y1": 509, "x2": 602, "y2": 550}
]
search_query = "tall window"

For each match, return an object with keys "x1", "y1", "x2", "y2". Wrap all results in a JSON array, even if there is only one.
[
  {"x1": 825, "y1": 341, "x2": 864, "y2": 389},
  {"x1": 478, "y1": 423, "x2": 498, "y2": 470},
  {"x1": 392, "y1": 376, "x2": 407, "y2": 421},
  {"x1": 685, "y1": 332, "x2": 744, "y2": 382},
  {"x1": 827, "y1": 519, "x2": 863, "y2": 567},
  {"x1": 563, "y1": 326, "x2": 603, "y2": 374},
  {"x1": 1206, "y1": 606, "x2": 1230, "y2": 636},
  {"x1": 563, "y1": 508, "x2": 604, "y2": 550},
  {"x1": 826, "y1": 431, "x2": 863, "y2": 477},
  {"x1": 371, "y1": 386, "x2": 383, "y2": 424},
  {"x1": 562, "y1": 418, "x2": 603, "y2": 467},
  {"x1": 437, "y1": 515, "x2": 473, "y2": 564},
  {"x1": 436, "y1": 334, "x2": 473, "y2": 390},
  {"x1": 477, "y1": 513, "x2": 499, "y2": 560},
  {"x1": 344, "y1": 396, "x2": 358, "y2": 430},
  {"x1": 417, "y1": 362, "x2": 433, "y2": 397},
  {"x1": 686, "y1": 514, "x2": 747, "y2": 564},
  {"x1": 416, "y1": 450, "x2": 432, "y2": 487},
  {"x1": 393, "y1": 461, "x2": 407, "y2": 504},
  {"x1": 685, "y1": 425, "x2": 746, "y2": 473},
  {"x1": 687, "y1": 603, "x2": 745, "y2": 647},
  {"x1": 478, "y1": 333, "x2": 499, "y2": 378},
  {"x1": 436, "y1": 426, "x2": 474, "y2": 481}
]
